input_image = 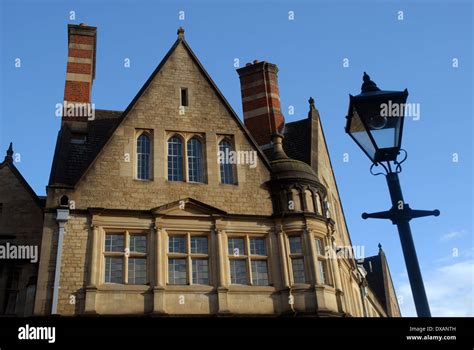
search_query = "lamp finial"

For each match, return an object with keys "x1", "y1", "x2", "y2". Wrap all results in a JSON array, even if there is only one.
[{"x1": 361, "y1": 72, "x2": 380, "y2": 93}]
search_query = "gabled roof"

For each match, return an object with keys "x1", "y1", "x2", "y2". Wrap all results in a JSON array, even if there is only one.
[
  {"x1": 363, "y1": 246, "x2": 400, "y2": 316},
  {"x1": 50, "y1": 29, "x2": 271, "y2": 188},
  {"x1": 0, "y1": 150, "x2": 44, "y2": 209},
  {"x1": 363, "y1": 254, "x2": 387, "y2": 309}
]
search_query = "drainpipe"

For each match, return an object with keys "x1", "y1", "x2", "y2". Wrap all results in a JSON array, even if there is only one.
[{"x1": 51, "y1": 206, "x2": 69, "y2": 315}]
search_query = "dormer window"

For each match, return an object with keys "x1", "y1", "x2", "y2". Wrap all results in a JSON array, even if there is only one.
[{"x1": 180, "y1": 88, "x2": 188, "y2": 107}]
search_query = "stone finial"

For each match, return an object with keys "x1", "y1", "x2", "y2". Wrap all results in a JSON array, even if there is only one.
[
  {"x1": 308, "y1": 97, "x2": 315, "y2": 109},
  {"x1": 378, "y1": 242, "x2": 383, "y2": 252},
  {"x1": 361, "y1": 72, "x2": 380, "y2": 93},
  {"x1": 177, "y1": 27, "x2": 185, "y2": 39},
  {"x1": 4, "y1": 142, "x2": 13, "y2": 163}
]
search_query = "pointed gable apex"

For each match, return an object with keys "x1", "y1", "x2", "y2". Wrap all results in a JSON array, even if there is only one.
[
  {"x1": 73, "y1": 28, "x2": 271, "y2": 187},
  {"x1": 152, "y1": 198, "x2": 227, "y2": 217},
  {"x1": 0, "y1": 154, "x2": 43, "y2": 209}
]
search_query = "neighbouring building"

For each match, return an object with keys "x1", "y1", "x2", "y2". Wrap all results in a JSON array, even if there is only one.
[
  {"x1": 0, "y1": 144, "x2": 44, "y2": 316},
  {"x1": 1, "y1": 23, "x2": 401, "y2": 317}
]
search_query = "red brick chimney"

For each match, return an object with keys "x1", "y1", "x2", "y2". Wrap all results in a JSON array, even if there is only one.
[
  {"x1": 62, "y1": 23, "x2": 97, "y2": 131},
  {"x1": 237, "y1": 61, "x2": 285, "y2": 146}
]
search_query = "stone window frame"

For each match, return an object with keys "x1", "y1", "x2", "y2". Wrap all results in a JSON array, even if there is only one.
[
  {"x1": 226, "y1": 234, "x2": 271, "y2": 286},
  {"x1": 313, "y1": 234, "x2": 333, "y2": 287},
  {"x1": 135, "y1": 129, "x2": 153, "y2": 181},
  {"x1": 102, "y1": 230, "x2": 149, "y2": 285},
  {"x1": 286, "y1": 234, "x2": 307, "y2": 285},
  {"x1": 165, "y1": 131, "x2": 207, "y2": 183},
  {"x1": 180, "y1": 87, "x2": 189, "y2": 107},
  {"x1": 166, "y1": 232, "x2": 211, "y2": 286},
  {"x1": 216, "y1": 135, "x2": 238, "y2": 185}
]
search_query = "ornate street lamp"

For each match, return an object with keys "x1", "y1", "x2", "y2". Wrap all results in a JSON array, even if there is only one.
[{"x1": 345, "y1": 73, "x2": 440, "y2": 317}]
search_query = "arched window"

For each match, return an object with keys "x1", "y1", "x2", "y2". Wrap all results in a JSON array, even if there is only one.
[
  {"x1": 314, "y1": 192, "x2": 323, "y2": 215},
  {"x1": 137, "y1": 133, "x2": 151, "y2": 180},
  {"x1": 305, "y1": 189, "x2": 315, "y2": 212},
  {"x1": 218, "y1": 140, "x2": 235, "y2": 184},
  {"x1": 187, "y1": 138, "x2": 203, "y2": 182},
  {"x1": 290, "y1": 188, "x2": 301, "y2": 211},
  {"x1": 168, "y1": 136, "x2": 184, "y2": 181}
]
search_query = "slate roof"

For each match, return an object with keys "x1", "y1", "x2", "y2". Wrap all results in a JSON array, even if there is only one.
[
  {"x1": 283, "y1": 119, "x2": 311, "y2": 164},
  {"x1": 363, "y1": 254, "x2": 387, "y2": 312},
  {"x1": 49, "y1": 109, "x2": 122, "y2": 187}
]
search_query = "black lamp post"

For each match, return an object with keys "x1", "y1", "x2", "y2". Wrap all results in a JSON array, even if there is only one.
[{"x1": 345, "y1": 73, "x2": 440, "y2": 317}]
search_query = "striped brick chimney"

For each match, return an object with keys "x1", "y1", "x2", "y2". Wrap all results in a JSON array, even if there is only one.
[
  {"x1": 237, "y1": 61, "x2": 285, "y2": 146},
  {"x1": 62, "y1": 23, "x2": 97, "y2": 131}
]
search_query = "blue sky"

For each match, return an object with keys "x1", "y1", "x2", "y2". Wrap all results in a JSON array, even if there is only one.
[{"x1": 1, "y1": 0, "x2": 472, "y2": 316}]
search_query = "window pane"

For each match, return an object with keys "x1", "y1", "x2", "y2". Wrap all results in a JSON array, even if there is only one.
[
  {"x1": 219, "y1": 140, "x2": 235, "y2": 184},
  {"x1": 192, "y1": 259, "x2": 209, "y2": 285},
  {"x1": 318, "y1": 260, "x2": 327, "y2": 285},
  {"x1": 105, "y1": 257, "x2": 123, "y2": 283},
  {"x1": 230, "y1": 260, "x2": 247, "y2": 285},
  {"x1": 316, "y1": 238, "x2": 324, "y2": 256},
  {"x1": 228, "y1": 238, "x2": 245, "y2": 256},
  {"x1": 130, "y1": 235, "x2": 147, "y2": 253},
  {"x1": 128, "y1": 258, "x2": 147, "y2": 284},
  {"x1": 291, "y1": 258, "x2": 306, "y2": 284},
  {"x1": 187, "y1": 138, "x2": 203, "y2": 183},
  {"x1": 168, "y1": 236, "x2": 186, "y2": 254},
  {"x1": 191, "y1": 236, "x2": 208, "y2": 254},
  {"x1": 250, "y1": 238, "x2": 266, "y2": 256},
  {"x1": 168, "y1": 136, "x2": 184, "y2": 181},
  {"x1": 251, "y1": 260, "x2": 269, "y2": 286},
  {"x1": 105, "y1": 234, "x2": 124, "y2": 252},
  {"x1": 137, "y1": 134, "x2": 151, "y2": 180},
  {"x1": 168, "y1": 258, "x2": 187, "y2": 285},
  {"x1": 289, "y1": 236, "x2": 303, "y2": 254}
]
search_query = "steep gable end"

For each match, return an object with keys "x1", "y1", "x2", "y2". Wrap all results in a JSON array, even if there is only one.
[
  {"x1": 55, "y1": 29, "x2": 274, "y2": 216},
  {"x1": 0, "y1": 161, "x2": 43, "y2": 210},
  {"x1": 73, "y1": 30, "x2": 270, "y2": 187}
]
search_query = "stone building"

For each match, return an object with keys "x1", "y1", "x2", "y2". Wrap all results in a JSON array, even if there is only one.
[
  {"x1": 0, "y1": 144, "x2": 44, "y2": 316},
  {"x1": 2, "y1": 23, "x2": 401, "y2": 317}
]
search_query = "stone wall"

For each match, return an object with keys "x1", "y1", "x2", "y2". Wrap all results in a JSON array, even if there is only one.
[{"x1": 47, "y1": 42, "x2": 273, "y2": 217}]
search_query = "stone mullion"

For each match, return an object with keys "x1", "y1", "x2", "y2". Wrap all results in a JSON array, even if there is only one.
[
  {"x1": 305, "y1": 229, "x2": 319, "y2": 286},
  {"x1": 277, "y1": 230, "x2": 290, "y2": 288}
]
